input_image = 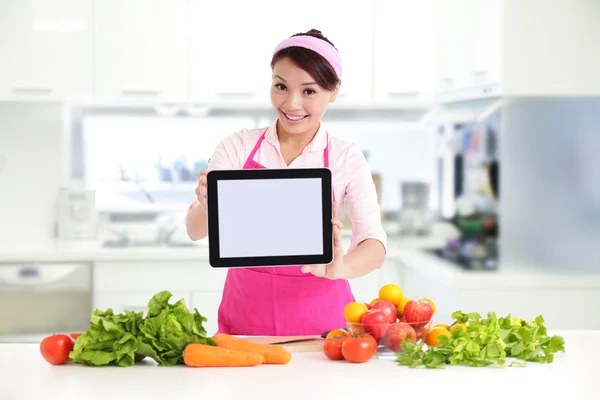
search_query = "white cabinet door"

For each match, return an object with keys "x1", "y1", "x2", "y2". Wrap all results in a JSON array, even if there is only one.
[
  {"x1": 188, "y1": 0, "x2": 274, "y2": 104},
  {"x1": 373, "y1": 0, "x2": 435, "y2": 105},
  {"x1": 433, "y1": 0, "x2": 475, "y2": 95},
  {"x1": 472, "y1": 0, "x2": 503, "y2": 92},
  {"x1": 349, "y1": 268, "x2": 382, "y2": 304},
  {"x1": 188, "y1": 0, "x2": 373, "y2": 105},
  {"x1": 275, "y1": 0, "x2": 373, "y2": 105},
  {"x1": 0, "y1": 0, "x2": 93, "y2": 102},
  {"x1": 94, "y1": 292, "x2": 192, "y2": 315},
  {"x1": 93, "y1": 0, "x2": 188, "y2": 103},
  {"x1": 307, "y1": 0, "x2": 373, "y2": 104},
  {"x1": 191, "y1": 292, "x2": 223, "y2": 336},
  {"x1": 93, "y1": 261, "x2": 227, "y2": 293}
]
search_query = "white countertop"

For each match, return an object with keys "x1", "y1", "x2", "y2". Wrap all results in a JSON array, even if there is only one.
[
  {"x1": 0, "y1": 229, "x2": 449, "y2": 263},
  {"x1": 391, "y1": 247, "x2": 600, "y2": 289},
  {"x1": 0, "y1": 330, "x2": 597, "y2": 400},
  {"x1": 1, "y1": 231, "x2": 600, "y2": 291}
]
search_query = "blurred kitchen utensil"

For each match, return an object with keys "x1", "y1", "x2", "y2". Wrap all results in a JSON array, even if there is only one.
[
  {"x1": 398, "y1": 181, "x2": 434, "y2": 236},
  {"x1": 244, "y1": 336, "x2": 324, "y2": 352},
  {"x1": 55, "y1": 185, "x2": 97, "y2": 240}
]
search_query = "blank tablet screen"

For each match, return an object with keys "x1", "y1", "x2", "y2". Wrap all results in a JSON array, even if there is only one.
[
  {"x1": 206, "y1": 168, "x2": 333, "y2": 268},
  {"x1": 217, "y1": 178, "x2": 323, "y2": 258}
]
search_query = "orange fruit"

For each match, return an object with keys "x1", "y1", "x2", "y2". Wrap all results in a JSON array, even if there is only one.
[
  {"x1": 343, "y1": 302, "x2": 369, "y2": 324},
  {"x1": 434, "y1": 323, "x2": 450, "y2": 330},
  {"x1": 396, "y1": 297, "x2": 411, "y2": 318},
  {"x1": 369, "y1": 298, "x2": 380, "y2": 306},
  {"x1": 423, "y1": 298, "x2": 436, "y2": 314},
  {"x1": 379, "y1": 284, "x2": 403, "y2": 306},
  {"x1": 450, "y1": 323, "x2": 467, "y2": 333},
  {"x1": 326, "y1": 329, "x2": 349, "y2": 340},
  {"x1": 425, "y1": 327, "x2": 451, "y2": 347}
]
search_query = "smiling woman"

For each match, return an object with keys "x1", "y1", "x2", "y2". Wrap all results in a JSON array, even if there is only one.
[
  {"x1": 269, "y1": 30, "x2": 342, "y2": 165},
  {"x1": 185, "y1": 28, "x2": 387, "y2": 337}
]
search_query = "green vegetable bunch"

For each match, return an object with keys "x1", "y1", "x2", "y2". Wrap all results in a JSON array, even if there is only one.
[
  {"x1": 397, "y1": 310, "x2": 566, "y2": 369},
  {"x1": 69, "y1": 291, "x2": 215, "y2": 367}
]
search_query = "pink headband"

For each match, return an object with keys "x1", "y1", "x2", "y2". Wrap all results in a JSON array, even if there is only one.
[{"x1": 273, "y1": 35, "x2": 342, "y2": 79}]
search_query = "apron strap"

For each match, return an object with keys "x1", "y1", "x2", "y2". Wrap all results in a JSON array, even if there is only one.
[
  {"x1": 324, "y1": 133, "x2": 336, "y2": 203},
  {"x1": 242, "y1": 129, "x2": 268, "y2": 169},
  {"x1": 244, "y1": 128, "x2": 336, "y2": 202}
]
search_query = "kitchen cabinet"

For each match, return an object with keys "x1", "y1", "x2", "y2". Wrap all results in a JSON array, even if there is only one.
[
  {"x1": 373, "y1": 0, "x2": 435, "y2": 106},
  {"x1": 189, "y1": 0, "x2": 373, "y2": 106},
  {"x1": 433, "y1": 0, "x2": 600, "y2": 102},
  {"x1": 92, "y1": 0, "x2": 188, "y2": 103},
  {"x1": 433, "y1": 0, "x2": 502, "y2": 103},
  {"x1": 188, "y1": 0, "x2": 274, "y2": 104},
  {"x1": 190, "y1": 291, "x2": 223, "y2": 336},
  {"x1": 94, "y1": 292, "x2": 192, "y2": 315},
  {"x1": 93, "y1": 261, "x2": 227, "y2": 336},
  {"x1": 349, "y1": 267, "x2": 383, "y2": 304},
  {"x1": 501, "y1": 0, "x2": 600, "y2": 96},
  {"x1": 287, "y1": 0, "x2": 374, "y2": 105},
  {"x1": 395, "y1": 251, "x2": 600, "y2": 330},
  {"x1": 0, "y1": 0, "x2": 93, "y2": 102},
  {"x1": 348, "y1": 258, "x2": 405, "y2": 304}
]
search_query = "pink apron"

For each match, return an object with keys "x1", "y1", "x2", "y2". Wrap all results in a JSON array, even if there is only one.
[{"x1": 216, "y1": 128, "x2": 356, "y2": 336}]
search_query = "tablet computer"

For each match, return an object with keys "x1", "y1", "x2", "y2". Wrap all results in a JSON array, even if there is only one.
[{"x1": 206, "y1": 168, "x2": 333, "y2": 268}]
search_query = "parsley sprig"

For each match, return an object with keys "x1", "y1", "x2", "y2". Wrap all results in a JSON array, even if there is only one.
[{"x1": 396, "y1": 311, "x2": 566, "y2": 369}]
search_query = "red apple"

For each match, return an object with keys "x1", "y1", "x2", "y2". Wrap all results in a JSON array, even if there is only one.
[
  {"x1": 360, "y1": 309, "x2": 389, "y2": 340},
  {"x1": 403, "y1": 299, "x2": 433, "y2": 324},
  {"x1": 364, "y1": 302, "x2": 372, "y2": 310},
  {"x1": 383, "y1": 322, "x2": 417, "y2": 352},
  {"x1": 413, "y1": 322, "x2": 429, "y2": 341},
  {"x1": 371, "y1": 300, "x2": 397, "y2": 324}
]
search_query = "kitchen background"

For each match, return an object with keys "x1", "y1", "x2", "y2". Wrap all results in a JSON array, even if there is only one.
[{"x1": 1, "y1": 0, "x2": 599, "y2": 341}]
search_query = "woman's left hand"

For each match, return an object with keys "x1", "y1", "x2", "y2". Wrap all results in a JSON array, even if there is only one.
[{"x1": 301, "y1": 202, "x2": 345, "y2": 279}]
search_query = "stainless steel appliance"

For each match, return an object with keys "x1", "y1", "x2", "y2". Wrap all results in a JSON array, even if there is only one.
[
  {"x1": 398, "y1": 181, "x2": 434, "y2": 236},
  {"x1": 0, "y1": 263, "x2": 93, "y2": 343}
]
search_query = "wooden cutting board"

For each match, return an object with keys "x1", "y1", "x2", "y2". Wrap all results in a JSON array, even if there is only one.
[{"x1": 244, "y1": 335, "x2": 324, "y2": 352}]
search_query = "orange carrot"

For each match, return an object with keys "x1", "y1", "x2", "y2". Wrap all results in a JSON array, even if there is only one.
[
  {"x1": 183, "y1": 343, "x2": 264, "y2": 367},
  {"x1": 212, "y1": 333, "x2": 247, "y2": 345},
  {"x1": 216, "y1": 339, "x2": 292, "y2": 365}
]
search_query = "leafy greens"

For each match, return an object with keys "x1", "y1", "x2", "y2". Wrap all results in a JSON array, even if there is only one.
[
  {"x1": 396, "y1": 310, "x2": 566, "y2": 369},
  {"x1": 69, "y1": 291, "x2": 215, "y2": 367}
]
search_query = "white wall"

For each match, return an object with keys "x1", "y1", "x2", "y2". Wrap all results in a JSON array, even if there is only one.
[
  {"x1": 0, "y1": 103, "x2": 64, "y2": 250},
  {"x1": 500, "y1": 97, "x2": 600, "y2": 271}
]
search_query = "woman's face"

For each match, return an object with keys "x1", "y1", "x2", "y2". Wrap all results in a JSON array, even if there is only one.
[{"x1": 270, "y1": 57, "x2": 339, "y2": 136}]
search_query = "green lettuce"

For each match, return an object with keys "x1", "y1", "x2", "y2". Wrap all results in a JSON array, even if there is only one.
[
  {"x1": 69, "y1": 291, "x2": 215, "y2": 367},
  {"x1": 69, "y1": 308, "x2": 145, "y2": 367},
  {"x1": 396, "y1": 310, "x2": 566, "y2": 369},
  {"x1": 138, "y1": 291, "x2": 216, "y2": 366}
]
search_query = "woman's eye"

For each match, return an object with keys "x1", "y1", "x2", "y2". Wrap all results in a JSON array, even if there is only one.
[
  {"x1": 304, "y1": 89, "x2": 316, "y2": 95},
  {"x1": 275, "y1": 83, "x2": 287, "y2": 91}
]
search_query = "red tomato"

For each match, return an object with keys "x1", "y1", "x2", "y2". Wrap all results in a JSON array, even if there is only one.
[
  {"x1": 341, "y1": 334, "x2": 378, "y2": 363},
  {"x1": 323, "y1": 336, "x2": 348, "y2": 360},
  {"x1": 40, "y1": 334, "x2": 74, "y2": 365}
]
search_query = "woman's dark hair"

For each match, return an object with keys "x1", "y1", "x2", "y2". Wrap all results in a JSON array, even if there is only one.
[{"x1": 270, "y1": 29, "x2": 341, "y2": 91}]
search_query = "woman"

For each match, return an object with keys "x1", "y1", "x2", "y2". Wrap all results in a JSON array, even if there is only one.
[{"x1": 186, "y1": 29, "x2": 387, "y2": 336}]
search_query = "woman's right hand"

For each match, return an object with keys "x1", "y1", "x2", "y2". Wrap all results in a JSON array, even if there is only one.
[{"x1": 195, "y1": 170, "x2": 208, "y2": 207}]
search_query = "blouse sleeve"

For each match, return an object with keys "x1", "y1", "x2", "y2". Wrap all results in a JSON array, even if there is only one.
[{"x1": 343, "y1": 144, "x2": 388, "y2": 253}]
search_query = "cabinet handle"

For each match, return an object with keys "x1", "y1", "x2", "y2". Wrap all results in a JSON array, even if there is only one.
[
  {"x1": 214, "y1": 92, "x2": 255, "y2": 99},
  {"x1": 11, "y1": 87, "x2": 53, "y2": 95},
  {"x1": 472, "y1": 70, "x2": 488, "y2": 76},
  {"x1": 121, "y1": 89, "x2": 161, "y2": 96},
  {"x1": 387, "y1": 91, "x2": 419, "y2": 98}
]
